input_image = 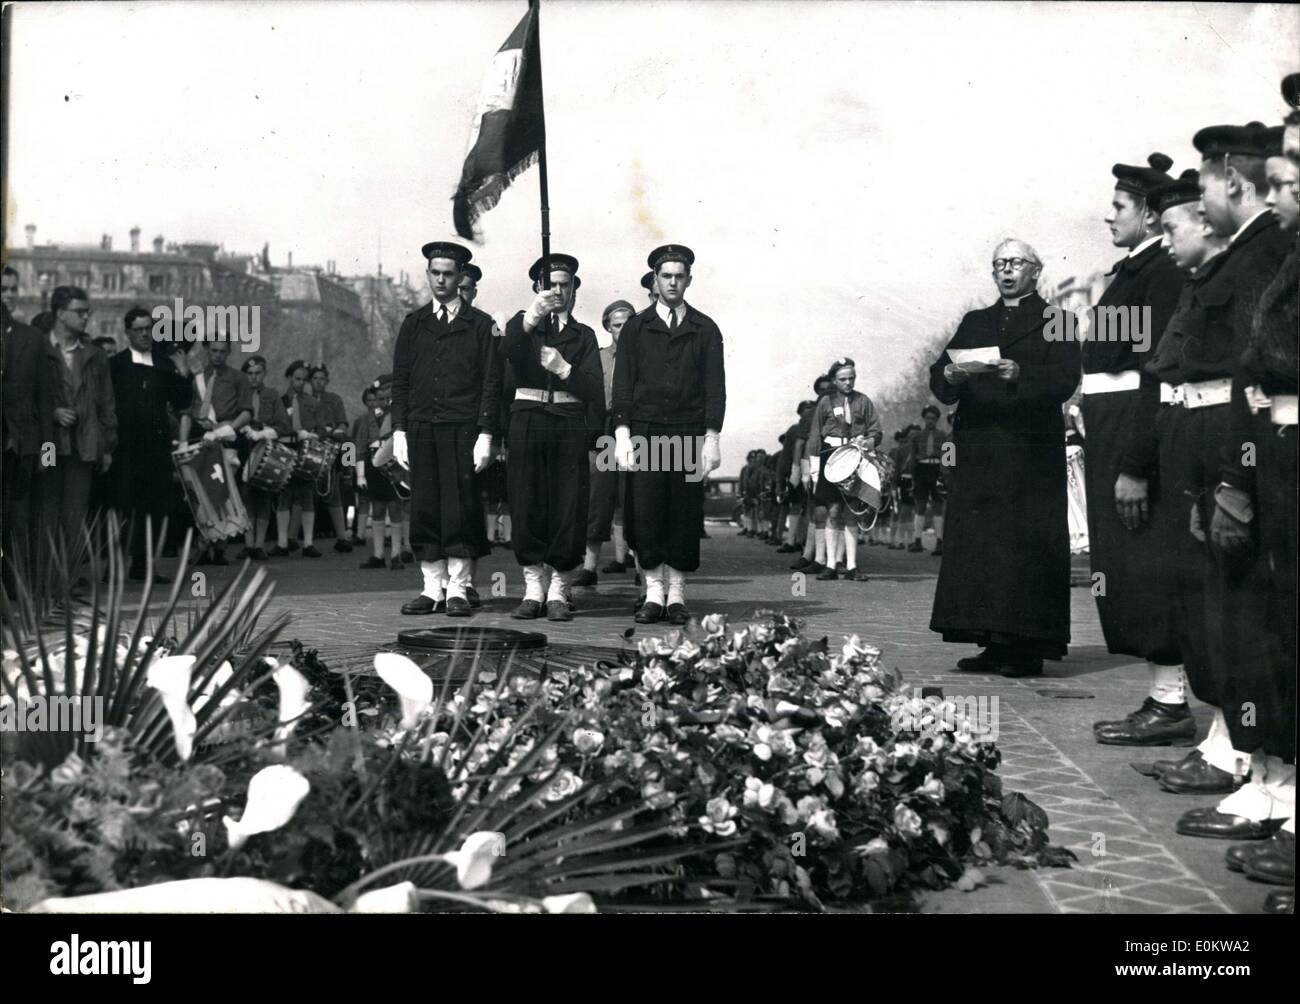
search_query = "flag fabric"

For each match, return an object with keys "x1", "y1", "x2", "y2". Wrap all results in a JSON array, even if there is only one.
[{"x1": 452, "y1": 2, "x2": 545, "y2": 242}]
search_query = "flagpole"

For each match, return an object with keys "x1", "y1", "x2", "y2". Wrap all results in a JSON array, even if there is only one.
[{"x1": 532, "y1": 0, "x2": 551, "y2": 291}]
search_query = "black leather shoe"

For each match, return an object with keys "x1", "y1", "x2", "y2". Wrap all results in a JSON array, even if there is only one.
[
  {"x1": 546, "y1": 600, "x2": 573, "y2": 622},
  {"x1": 401, "y1": 594, "x2": 443, "y2": 615},
  {"x1": 1175, "y1": 810, "x2": 1281, "y2": 840},
  {"x1": 360, "y1": 556, "x2": 387, "y2": 569},
  {"x1": 775, "y1": 544, "x2": 798, "y2": 553},
  {"x1": 1263, "y1": 889, "x2": 1295, "y2": 914},
  {"x1": 1243, "y1": 835, "x2": 1295, "y2": 885},
  {"x1": 957, "y1": 648, "x2": 1007, "y2": 673},
  {"x1": 1226, "y1": 832, "x2": 1293, "y2": 872},
  {"x1": 1001, "y1": 659, "x2": 1043, "y2": 678},
  {"x1": 931, "y1": 540, "x2": 943, "y2": 557},
  {"x1": 249, "y1": 548, "x2": 268, "y2": 561},
  {"x1": 446, "y1": 595, "x2": 472, "y2": 617},
  {"x1": 1130, "y1": 749, "x2": 1203, "y2": 779},
  {"x1": 635, "y1": 602, "x2": 664, "y2": 624},
  {"x1": 790, "y1": 557, "x2": 814, "y2": 571},
  {"x1": 511, "y1": 599, "x2": 543, "y2": 620},
  {"x1": 816, "y1": 566, "x2": 839, "y2": 581},
  {"x1": 400, "y1": 550, "x2": 415, "y2": 563},
  {"x1": 666, "y1": 603, "x2": 690, "y2": 625},
  {"x1": 571, "y1": 569, "x2": 598, "y2": 588},
  {"x1": 302, "y1": 545, "x2": 322, "y2": 558},
  {"x1": 466, "y1": 586, "x2": 481, "y2": 608},
  {"x1": 334, "y1": 539, "x2": 353, "y2": 553},
  {"x1": 1159, "y1": 759, "x2": 1246, "y2": 795},
  {"x1": 1095, "y1": 698, "x2": 1197, "y2": 746},
  {"x1": 907, "y1": 540, "x2": 924, "y2": 553},
  {"x1": 600, "y1": 559, "x2": 626, "y2": 574},
  {"x1": 632, "y1": 593, "x2": 647, "y2": 613}
]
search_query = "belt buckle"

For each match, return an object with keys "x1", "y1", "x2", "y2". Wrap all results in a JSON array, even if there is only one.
[{"x1": 540, "y1": 389, "x2": 552, "y2": 404}]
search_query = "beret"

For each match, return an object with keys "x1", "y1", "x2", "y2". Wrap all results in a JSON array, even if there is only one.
[
  {"x1": 529, "y1": 253, "x2": 579, "y2": 282},
  {"x1": 461, "y1": 263, "x2": 483, "y2": 283},
  {"x1": 1149, "y1": 169, "x2": 1202, "y2": 215},
  {"x1": 602, "y1": 299, "x2": 636, "y2": 328},
  {"x1": 421, "y1": 241, "x2": 473, "y2": 266},
  {"x1": 1193, "y1": 122, "x2": 1273, "y2": 159},
  {"x1": 1112, "y1": 152, "x2": 1174, "y2": 197},
  {"x1": 647, "y1": 244, "x2": 695, "y2": 270}
]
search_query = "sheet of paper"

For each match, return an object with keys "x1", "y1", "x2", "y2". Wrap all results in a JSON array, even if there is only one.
[{"x1": 948, "y1": 346, "x2": 1000, "y2": 366}]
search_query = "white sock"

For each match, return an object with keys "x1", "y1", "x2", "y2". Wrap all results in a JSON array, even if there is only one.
[
  {"x1": 814, "y1": 528, "x2": 827, "y2": 564},
  {"x1": 666, "y1": 566, "x2": 686, "y2": 606},
  {"x1": 546, "y1": 566, "x2": 569, "y2": 604},
  {"x1": 523, "y1": 564, "x2": 547, "y2": 603},
  {"x1": 1217, "y1": 753, "x2": 1297, "y2": 822},
  {"x1": 420, "y1": 559, "x2": 447, "y2": 600},
  {"x1": 1148, "y1": 662, "x2": 1186, "y2": 705},
  {"x1": 500, "y1": 514, "x2": 512, "y2": 543},
  {"x1": 612, "y1": 524, "x2": 628, "y2": 561},
  {"x1": 1196, "y1": 709, "x2": 1250, "y2": 777},
  {"x1": 843, "y1": 528, "x2": 857, "y2": 571},
  {"x1": 644, "y1": 563, "x2": 666, "y2": 606},
  {"x1": 825, "y1": 527, "x2": 841, "y2": 566},
  {"x1": 933, "y1": 516, "x2": 944, "y2": 539},
  {"x1": 446, "y1": 557, "x2": 471, "y2": 600},
  {"x1": 469, "y1": 558, "x2": 478, "y2": 591},
  {"x1": 584, "y1": 544, "x2": 599, "y2": 572},
  {"x1": 484, "y1": 513, "x2": 495, "y2": 540}
]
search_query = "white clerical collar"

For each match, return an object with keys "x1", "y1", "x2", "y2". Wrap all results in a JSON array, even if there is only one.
[
  {"x1": 130, "y1": 348, "x2": 154, "y2": 367},
  {"x1": 1128, "y1": 234, "x2": 1163, "y2": 258},
  {"x1": 1230, "y1": 209, "x2": 1269, "y2": 246},
  {"x1": 1001, "y1": 293, "x2": 1029, "y2": 307},
  {"x1": 594, "y1": 327, "x2": 614, "y2": 349},
  {"x1": 656, "y1": 300, "x2": 688, "y2": 327}
]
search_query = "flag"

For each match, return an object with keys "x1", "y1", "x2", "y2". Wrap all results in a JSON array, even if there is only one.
[{"x1": 452, "y1": 2, "x2": 545, "y2": 242}]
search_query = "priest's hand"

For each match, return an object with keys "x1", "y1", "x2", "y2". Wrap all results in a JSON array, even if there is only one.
[
  {"x1": 943, "y1": 364, "x2": 969, "y2": 385},
  {"x1": 995, "y1": 358, "x2": 1020, "y2": 382},
  {"x1": 54, "y1": 407, "x2": 78, "y2": 428},
  {"x1": 472, "y1": 433, "x2": 493, "y2": 473},
  {"x1": 539, "y1": 345, "x2": 572, "y2": 378},
  {"x1": 614, "y1": 426, "x2": 635, "y2": 471},
  {"x1": 701, "y1": 432, "x2": 721, "y2": 474},
  {"x1": 1114, "y1": 473, "x2": 1149, "y2": 530},
  {"x1": 1188, "y1": 503, "x2": 1206, "y2": 543},
  {"x1": 392, "y1": 430, "x2": 409, "y2": 470},
  {"x1": 1209, "y1": 502, "x2": 1251, "y2": 555}
]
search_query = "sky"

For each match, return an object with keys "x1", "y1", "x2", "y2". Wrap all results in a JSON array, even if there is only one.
[{"x1": 4, "y1": 0, "x2": 1298, "y2": 473}]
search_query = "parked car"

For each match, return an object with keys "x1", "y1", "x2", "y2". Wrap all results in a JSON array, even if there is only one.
[{"x1": 703, "y1": 475, "x2": 743, "y2": 524}]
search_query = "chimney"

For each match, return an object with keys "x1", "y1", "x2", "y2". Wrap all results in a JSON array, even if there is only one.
[
  {"x1": 101, "y1": 234, "x2": 112, "y2": 251},
  {"x1": 153, "y1": 235, "x2": 164, "y2": 254},
  {"x1": 288, "y1": 251, "x2": 293, "y2": 268},
  {"x1": 25, "y1": 224, "x2": 35, "y2": 249},
  {"x1": 130, "y1": 226, "x2": 141, "y2": 252}
]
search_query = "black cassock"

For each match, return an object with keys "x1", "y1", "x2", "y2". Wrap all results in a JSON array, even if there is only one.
[
  {"x1": 108, "y1": 350, "x2": 192, "y2": 563},
  {"x1": 928, "y1": 293, "x2": 1080, "y2": 659}
]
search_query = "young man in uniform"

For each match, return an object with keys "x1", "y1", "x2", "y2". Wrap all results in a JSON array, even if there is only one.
[
  {"x1": 904, "y1": 405, "x2": 950, "y2": 555},
  {"x1": 503, "y1": 254, "x2": 604, "y2": 621},
  {"x1": 236, "y1": 354, "x2": 291, "y2": 561},
  {"x1": 1080, "y1": 152, "x2": 1189, "y2": 747},
  {"x1": 803, "y1": 357, "x2": 882, "y2": 581},
  {"x1": 391, "y1": 241, "x2": 501, "y2": 617},
  {"x1": 791, "y1": 375, "x2": 835, "y2": 571},
  {"x1": 308, "y1": 366, "x2": 353, "y2": 554},
  {"x1": 271, "y1": 360, "x2": 323, "y2": 557},
  {"x1": 613, "y1": 245, "x2": 725, "y2": 625}
]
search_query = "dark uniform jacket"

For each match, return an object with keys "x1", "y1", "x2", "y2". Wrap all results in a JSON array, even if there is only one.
[
  {"x1": 611, "y1": 303, "x2": 726, "y2": 432},
  {"x1": 249, "y1": 384, "x2": 292, "y2": 438},
  {"x1": 281, "y1": 390, "x2": 323, "y2": 444},
  {"x1": 502, "y1": 312, "x2": 605, "y2": 419},
  {"x1": 315, "y1": 389, "x2": 348, "y2": 437},
  {"x1": 904, "y1": 425, "x2": 949, "y2": 477},
  {"x1": 1, "y1": 309, "x2": 54, "y2": 457},
  {"x1": 391, "y1": 301, "x2": 501, "y2": 435},
  {"x1": 189, "y1": 366, "x2": 253, "y2": 427},
  {"x1": 108, "y1": 348, "x2": 191, "y2": 515}
]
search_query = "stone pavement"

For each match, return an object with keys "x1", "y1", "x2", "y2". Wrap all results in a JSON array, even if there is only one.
[{"x1": 162, "y1": 524, "x2": 1274, "y2": 914}]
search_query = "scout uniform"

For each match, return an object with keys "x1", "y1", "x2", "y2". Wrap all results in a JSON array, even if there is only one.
[
  {"x1": 392, "y1": 241, "x2": 501, "y2": 617},
  {"x1": 1080, "y1": 153, "x2": 1190, "y2": 745},
  {"x1": 613, "y1": 245, "x2": 726, "y2": 624},
  {"x1": 187, "y1": 356, "x2": 252, "y2": 560},
  {"x1": 310, "y1": 370, "x2": 353, "y2": 554},
  {"x1": 275, "y1": 366, "x2": 324, "y2": 556},
  {"x1": 904, "y1": 407, "x2": 950, "y2": 555},
  {"x1": 239, "y1": 374, "x2": 292, "y2": 557},
  {"x1": 503, "y1": 254, "x2": 605, "y2": 621}
]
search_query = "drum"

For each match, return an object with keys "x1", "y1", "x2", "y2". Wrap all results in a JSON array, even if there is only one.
[
  {"x1": 172, "y1": 441, "x2": 251, "y2": 544},
  {"x1": 293, "y1": 439, "x2": 333, "y2": 483},
  {"x1": 245, "y1": 441, "x2": 296, "y2": 494},
  {"x1": 371, "y1": 436, "x2": 411, "y2": 499},
  {"x1": 825, "y1": 444, "x2": 894, "y2": 530}
]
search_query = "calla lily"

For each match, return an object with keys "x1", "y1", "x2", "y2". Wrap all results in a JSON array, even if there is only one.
[
  {"x1": 272, "y1": 662, "x2": 312, "y2": 744},
  {"x1": 541, "y1": 893, "x2": 597, "y2": 914},
  {"x1": 374, "y1": 652, "x2": 433, "y2": 730},
  {"x1": 146, "y1": 654, "x2": 198, "y2": 761},
  {"x1": 193, "y1": 660, "x2": 237, "y2": 714},
  {"x1": 223, "y1": 764, "x2": 310, "y2": 851},
  {"x1": 351, "y1": 881, "x2": 418, "y2": 913},
  {"x1": 439, "y1": 831, "x2": 504, "y2": 890}
]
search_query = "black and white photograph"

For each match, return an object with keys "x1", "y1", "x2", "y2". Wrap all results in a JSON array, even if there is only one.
[{"x1": 1, "y1": 0, "x2": 1297, "y2": 968}]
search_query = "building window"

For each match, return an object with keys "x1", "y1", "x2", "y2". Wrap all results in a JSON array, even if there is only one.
[
  {"x1": 99, "y1": 319, "x2": 116, "y2": 336},
  {"x1": 102, "y1": 272, "x2": 121, "y2": 292},
  {"x1": 70, "y1": 271, "x2": 91, "y2": 289},
  {"x1": 37, "y1": 270, "x2": 58, "y2": 287},
  {"x1": 149, "y1": 274, "x2": 168, "y2": 293}
]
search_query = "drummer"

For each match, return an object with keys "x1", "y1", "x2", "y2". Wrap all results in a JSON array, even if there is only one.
[
  {"x1": 354, "y1": 374, "x2": 408, "y2": 570},
  {"x1": 802, "y1": 357, "x2": 882, "y2": 582},
  {"x1": 177, "y1": 339, "x2": 254, "y2": 565},
  {"x1": 271, "y1": 360, "x2": 325, "y2": 558},
  {"x1": 236, "y1": 355, "x2": 292, "y2": 560}
]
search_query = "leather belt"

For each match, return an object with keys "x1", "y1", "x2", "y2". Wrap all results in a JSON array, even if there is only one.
[
  {"x1": 515, "y1": 387, "x2": 580, "y2": 405},
  {"x1": 823, "y1": 436, "x2": 847, "y2": 447},
  {"x1": 1081, "y1": 370, "x2": 1141, "y2": 395},
  {"x1": 917, "y1": 457, "x2": 941, "y2": 465},
  {"x1": 1245, "y1": 386, "x2": 1298, "y2": 426},
  {"x1": 1159, "y1": 378, "x2": 1231, "y2": 409}
]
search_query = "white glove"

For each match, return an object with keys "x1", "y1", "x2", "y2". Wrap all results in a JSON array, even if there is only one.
[
  {"x1": 355, "y1": 463, "x2": 367, "y2": 490},
  {"x1": 263, "y1": 428, "x2": 278, "y2": 441},
  {"x1": 614, "y1": 426, "x2": 635, "y2": 471},
  {"x1": 472, "y1": 432, "x2": 493, "y2": 473},
  {"x1": 539, "y1": 345, "x2": 572, "y2": 378},
  {"x1": 298, "y1": 429, "x2": 318, "y2": 442},
  {"x1": 525, "y1": 289, "x2": 565, "y2": 328},
  {"x1": 701, "y1": 432, "x2": 721, "y2": 474},
  {"x1": 392, "y1": 429, "x2": 409, "y2": 470}
]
